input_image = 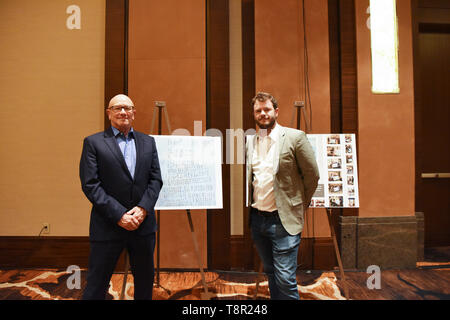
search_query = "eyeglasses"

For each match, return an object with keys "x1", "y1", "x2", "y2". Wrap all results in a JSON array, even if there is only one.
[{"x1": 108, "y1": 105, "x2": 135, "y2": 113}]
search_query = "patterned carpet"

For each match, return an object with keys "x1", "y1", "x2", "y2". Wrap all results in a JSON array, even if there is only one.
[
  {"x1": 2, "y1": 246, "x2": 450, "y2": 300},
  {"x1": 0, "y1": 269, "x2": 346, "y2": 300}
]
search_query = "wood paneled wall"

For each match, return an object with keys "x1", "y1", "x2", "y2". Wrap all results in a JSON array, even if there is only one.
[
  {"x1": 328, "y1": 0, "x2": 359, "y2": 226},
  {"x1": 128, "y1": 0, "x2": 207, "y2": 269},
  {"x1": 104, "y1": 0, "x2": 128, "y2": 128},
  {"x1": 206, "y1": 0, "x2": 231, "y2": 270},
  {"x1": 0, "y1": 0, "x2": 105, "y2": 237},
  {"x1": 355, "y1": 0, "x2": 415, "y2": 218},
  {"x1": 0, "y1": 0, "x2": 421, "y2": 272},
  {"x1": 253, "y1": 0, "x2": 332, "y2": 239}
]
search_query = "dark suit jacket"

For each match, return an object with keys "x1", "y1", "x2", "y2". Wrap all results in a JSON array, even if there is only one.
[{"x1": 79, "y1": 127, "x2": 163, "y2": 241}]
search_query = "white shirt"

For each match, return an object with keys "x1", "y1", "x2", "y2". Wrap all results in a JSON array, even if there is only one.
[{"x1": 251, "y1": 123, "x2": 280, "y2": 212}]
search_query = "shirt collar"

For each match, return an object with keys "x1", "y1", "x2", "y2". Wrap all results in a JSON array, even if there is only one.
[
  {"x1": 111, "y1": 126, "x2": 134, "y2": 138},
  {"x1": 269, "y1": 123, "x2": 279, "y2": 142},
  {"x1": 257, "y1": 122, "x2": 279, "y2": 142}
]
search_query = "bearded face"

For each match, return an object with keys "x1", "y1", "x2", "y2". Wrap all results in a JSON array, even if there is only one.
[{"x1": 253, "y1": 99, "x2": 278, "y2": 130}]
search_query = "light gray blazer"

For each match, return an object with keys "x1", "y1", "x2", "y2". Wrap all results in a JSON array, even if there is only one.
[{"x1": 246, "y1": 125, "x2": 320, "y2": 235}]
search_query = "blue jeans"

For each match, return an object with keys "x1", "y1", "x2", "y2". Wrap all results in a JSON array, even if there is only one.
[{"x1": 251, "y1": 209, "x2": 301, "y2": 300}]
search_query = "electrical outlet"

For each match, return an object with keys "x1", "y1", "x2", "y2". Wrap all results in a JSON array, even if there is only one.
[{"x1": 42, "y1": 223, "x2": 50, "y2": 234}]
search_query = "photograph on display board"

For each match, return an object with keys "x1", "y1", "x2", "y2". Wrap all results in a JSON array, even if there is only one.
[{"x1": 307, "y1": 134, "x2": 360, "y2": 208}]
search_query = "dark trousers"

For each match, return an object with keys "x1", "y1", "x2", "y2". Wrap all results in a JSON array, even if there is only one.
[{"x1": 82, "y1": 232, "x2": 156, "y2": 300}]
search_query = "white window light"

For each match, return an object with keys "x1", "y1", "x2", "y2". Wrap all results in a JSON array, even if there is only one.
[{"x1": 369, "y1": 0, "x2": 400, "y2": 94}]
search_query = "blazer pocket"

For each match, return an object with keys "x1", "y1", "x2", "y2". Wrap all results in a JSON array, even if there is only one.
[
  {"x1": 289, "y1": 195, "x2": 303, "y2": 207},
  {"x1": 279, "y1": 152, "x2": 295, "y2": 172}
]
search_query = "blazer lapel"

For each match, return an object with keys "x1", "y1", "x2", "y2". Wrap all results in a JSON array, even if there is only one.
[
  {"x1": 103, "y1": 127, "x2": 133, "y2": 180},
  {"x1": 247, "y1": 135, "x2": 256, "y2": 166},
  {"x1": 133, "y1": 131, "x2": 144, "y2": 180},
  {"x1": 246, "y1": 135, "x2": 256, "y2": 207},
  {"x1": 274, "y1": 125, "x2": 286, "y2": 174},
  {"x1": 248, "y1": 134, "x2": 257, "y2": 178}
]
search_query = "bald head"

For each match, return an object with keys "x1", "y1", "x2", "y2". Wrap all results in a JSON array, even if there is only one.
[
  {"x1": 108, "y1": 94, "x2": 133, "y2": 109},
  {"x1": 107, "y1": 94, "x2": 136, "y2": 135}
]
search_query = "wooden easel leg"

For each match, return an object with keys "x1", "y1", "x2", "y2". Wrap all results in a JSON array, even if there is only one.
[
  {"x1": 186, "y1": 210, "x2": 214, "y2": 300},
  {"x1": 150, "y1": 106, "x2": 158, "y2": 134},
  {"x1": 120, "y1": 251, "x2": 129, "y2": 300},
  {"x1": 163, "y1": 107, "x2": 172, "y2": 134},
  {"x1": 156, "y1": 210, "x2": 160, "y2": 287},
  {"x1": 150, "y1": 103, "x2": 170, "y2": 289},
  {"x1": 253, "y1": 261, "x2": 264, "y2": 300},
  {"x1": 326, "y1": 208, "x2": 350, "y2": 299}
]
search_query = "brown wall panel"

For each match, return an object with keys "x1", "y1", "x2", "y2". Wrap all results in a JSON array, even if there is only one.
[
  {"x1": 105, "y1": 0, "x2": 128, "y2": 130},
  {"x1": 355, "y1": 0, "x2": 415, "y2": 218},
  {"x1": 328, "y1": 0, "x2": 359, "y2": 223},
  {"x1": 240, "y1": 0, "x2": 257, "y2": 271},
  {"x1": 254, "y1": 0, "x2": 332, "y2": 238},
  {"x1": 128, "y1": 0, "x2": 207, "y2": 269},
  {"x1": 0, "y1": 0, "x2": 105, "y2": 237},
  {"x1": 206, "y1": 0, "x2": 231, "y2": 270}
]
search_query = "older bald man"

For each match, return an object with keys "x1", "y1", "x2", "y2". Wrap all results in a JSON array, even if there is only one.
[{"x1": 79, "y1": 94, "x2": 163, "y2": 300}]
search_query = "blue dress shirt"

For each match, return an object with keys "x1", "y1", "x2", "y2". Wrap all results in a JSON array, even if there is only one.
[{"x1": 111, "y1": 126, "x2": 137, "y2": 179}]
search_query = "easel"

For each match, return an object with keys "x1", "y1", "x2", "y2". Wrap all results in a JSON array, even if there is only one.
[
  {"x1": 290, "y1": 100, "x2": 309, "y2": 132},
  {"x1": 253, "y1": 102, "x2": 350, "y2": 300},
  {"x1": 151, "y1": 101, "x2": 170, "y2": 290},
  {"x1": 120, "y1": 101, "x2": 213, "y2": 300},
  {"x1": 325, "y1": 208, "x2": 350, "y2": 299}
]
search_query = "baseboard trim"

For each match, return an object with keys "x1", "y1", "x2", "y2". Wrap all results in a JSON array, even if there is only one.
[
  {"x1": 230, "y1": 235, "x2": 337, "y2": 271},
  {"x1": 1, "y1": 235, "x2": 338, "y2": 271},
  {"x1": 0, "y1": 236, "x2": 126, "y2": 271},
  {"x1": 299, "y1": 237, "x2": 337, "y2": 270}
]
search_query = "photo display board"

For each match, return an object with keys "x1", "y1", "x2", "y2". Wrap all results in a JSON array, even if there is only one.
[
  {"x1": 151, "y1": 135, "x2": 223, "y2": 210},
  {"x1": 307, "y1": 134, "x2": 360, "y2": 208}
]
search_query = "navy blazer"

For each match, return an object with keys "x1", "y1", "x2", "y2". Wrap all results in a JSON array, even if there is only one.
[{"x1": 79, "y1": 127, "x2": 163, "y2": 241}]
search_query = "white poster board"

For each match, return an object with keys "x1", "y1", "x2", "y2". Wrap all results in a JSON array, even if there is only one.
[
  {"x1": 151, "y1": 135, "x2": 223, "y2": 210},
  {"x1": 307, "y1": 134, "x2": 360, "y2": 208}
]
